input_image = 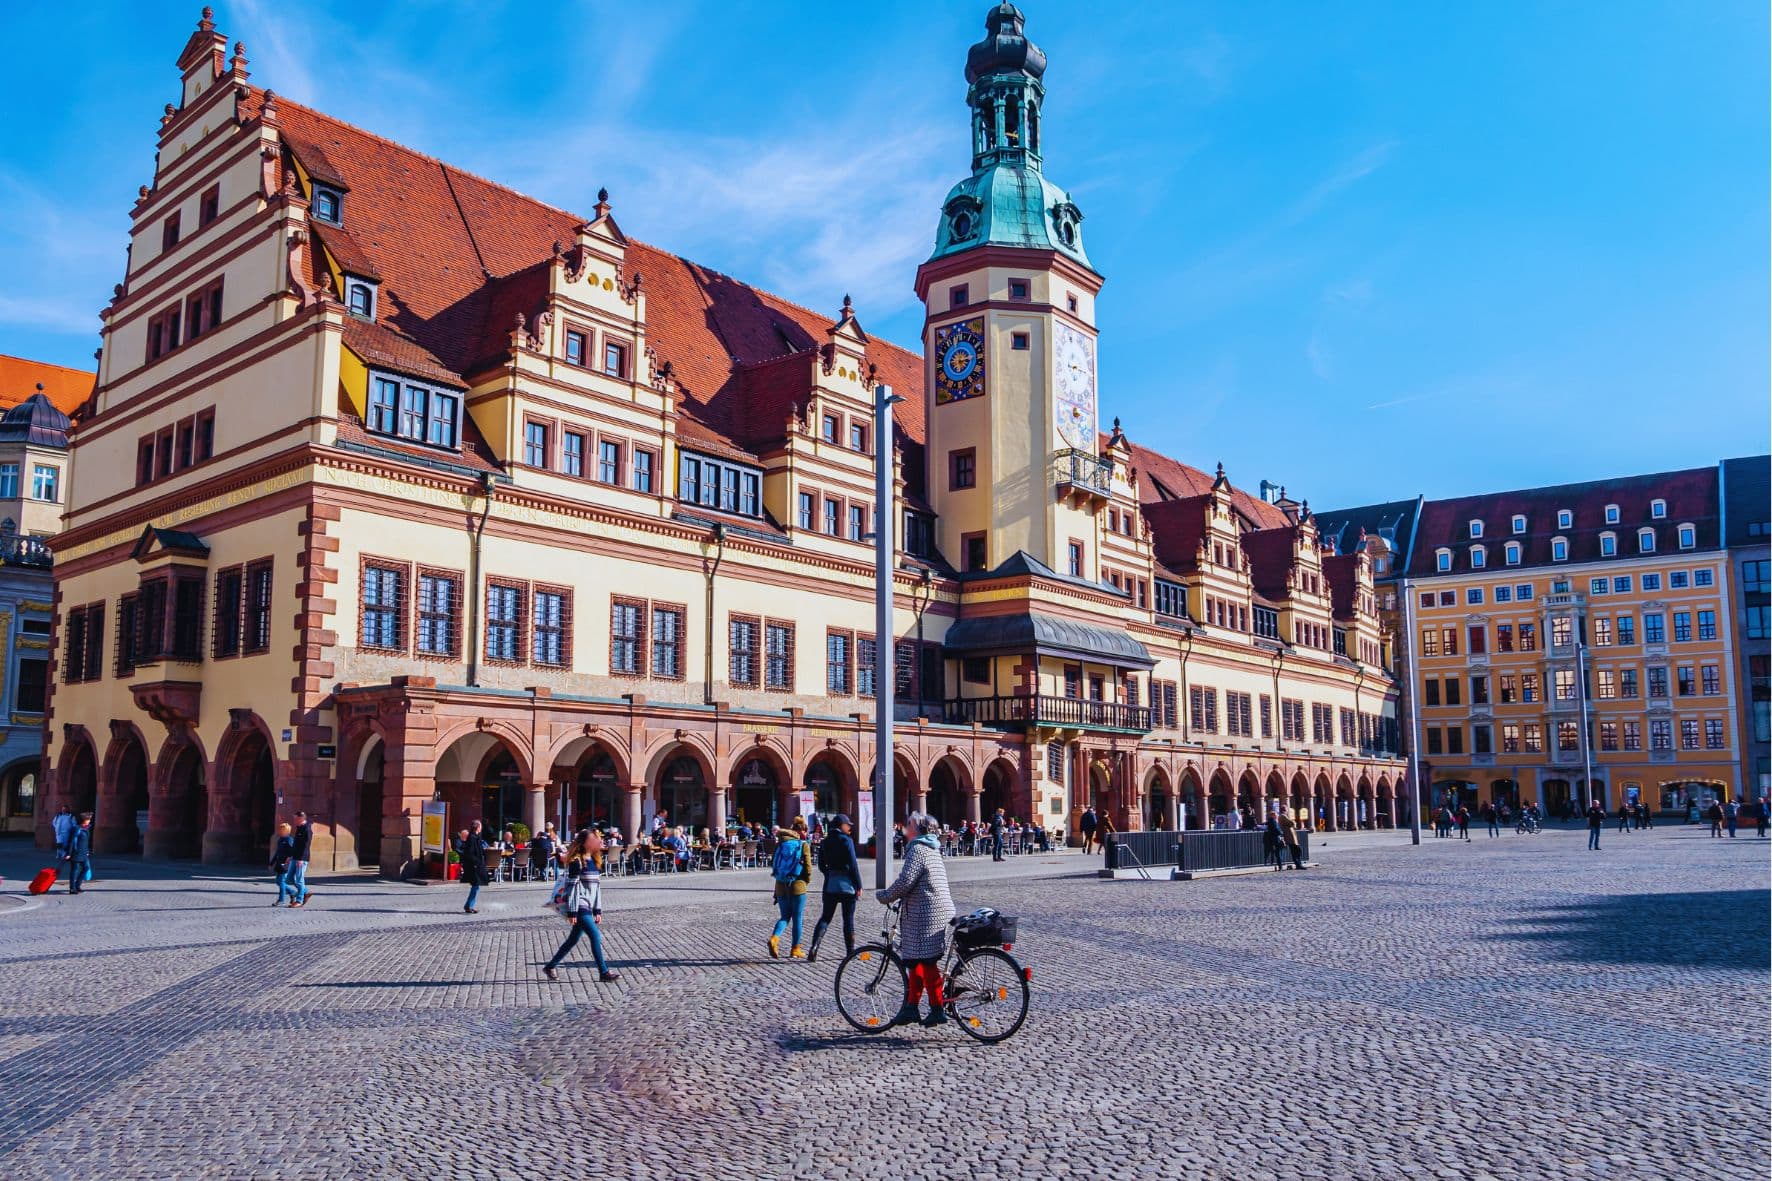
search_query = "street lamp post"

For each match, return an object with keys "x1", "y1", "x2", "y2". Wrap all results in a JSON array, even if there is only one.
[
  {"x1": 873, "y1": 383, "x2": 903, "y2": 889},
  {"x1": 1401, "y1": 578, "x2": 1424, "y2": 846}
]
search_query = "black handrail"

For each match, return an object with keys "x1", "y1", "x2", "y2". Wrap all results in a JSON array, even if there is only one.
[{"x1": 942, "y1": 693, "x2": 1153, "y2": 732}]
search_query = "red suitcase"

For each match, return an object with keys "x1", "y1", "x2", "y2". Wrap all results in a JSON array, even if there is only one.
[{"x1": 28, "y1": 868, "x2": 57, "y2": 895}]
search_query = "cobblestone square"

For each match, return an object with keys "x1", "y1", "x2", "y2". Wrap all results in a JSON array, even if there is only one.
[{"x1": 0, "y1": 828, "x2": 1765, "y2": 1181}]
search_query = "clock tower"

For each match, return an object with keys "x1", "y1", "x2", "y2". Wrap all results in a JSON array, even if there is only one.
[{"x1": 915, "y1": 3, "x2": 1106, "y2": 577}]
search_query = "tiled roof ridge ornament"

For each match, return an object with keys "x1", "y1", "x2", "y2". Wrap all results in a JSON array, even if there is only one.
[
  {"x1": 1108, "y1": 415, "x2": 1126, "y2": 448},
  {"x1": 1211, "y1": 461, "x2": 1230, "y2": 492},
  {"x1": 230, "y1": 40, "x2": 249, "y2": 75},
  {"x1": 197, "y1": 6, "x2": 216, "y2": 33},
  {"x1": 594, "y1": 186, "x2": 612, "y2": 220},
  {"x1": 261, "y1": 88, "x2": 279, "y2": 124},
  {"x1": 621, "y1": 268, "x2": 642, "y2": 304},
  {"x1": 317, "y1": 271, "x2": 340, "y2": 307},
  {"x1": 161, "y1": 103, "x2": 177, "y2": 131}
]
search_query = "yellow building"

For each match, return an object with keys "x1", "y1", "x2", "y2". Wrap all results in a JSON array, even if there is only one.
[{"x1": 38, "y1": 6, "x2": 1403, "y2": 871}]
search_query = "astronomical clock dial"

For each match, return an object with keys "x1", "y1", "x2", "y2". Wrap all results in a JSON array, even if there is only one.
[
  {"x1": 934, "y1": 317, "x2": 986, "y2": 405},
  {"x1": 1053, "y1": 321, "x2": 1097, "y2": 450}
]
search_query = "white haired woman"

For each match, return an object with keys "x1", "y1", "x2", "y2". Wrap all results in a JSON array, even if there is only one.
[{"x1": 876, "y1": 812, "x2": 956, "y2": 1027}]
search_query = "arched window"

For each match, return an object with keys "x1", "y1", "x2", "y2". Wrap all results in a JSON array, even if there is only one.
[
  {"x1": 1599, "y1": 532, "x2": 1617, "y2": 557},
  {"x1": 1638, "y1": 528, "x2": 1656, "y2": 553},
  {"x1": 1505, "y1": 541, "x2": 1521, "y2": 566},
  {"x1": 1677, "y1": 523, "x2": 1696, "y2": 549},
  {"x1": 1604, "y1": 504, "x2": 1620, "y2": 524},
  {"x1": 1551, "y1": 537, "x2": 1569, "y2": 562},
  {"x1": 347, "y1": 283, "x2": 375, "y2": 318},
  {"x1": 1557, "y1": 508, "x2": 1573, "y2": 529},
  {"x1": 1469, "y1": 519, "x2": 1484, "y2": 539},
  {"x1": 1470, "y1": 545, "x2": 1486, "y2": 569},
  {"x1": 1436, "y1": 548, "x2": 1452, "y2": 572},
  {"x1": 1650, "y1": 498, "x2": 1667, "y2": 519},
  {"x1": 1511, "y1": 515, "x2": 1527, "y2": 534}
]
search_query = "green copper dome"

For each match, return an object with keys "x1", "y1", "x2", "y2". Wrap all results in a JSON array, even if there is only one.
[{"x1": 929, "y1": 5, "x2": 1092, "y2": 269}]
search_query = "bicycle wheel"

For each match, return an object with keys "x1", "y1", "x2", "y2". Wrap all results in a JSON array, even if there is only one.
[
  {"x1": 946, "y1": 948, "x2": 1029, "y2": 1043},
  {"x1": 835, "y1": 943, "x2": 906, "y2": 1033}
]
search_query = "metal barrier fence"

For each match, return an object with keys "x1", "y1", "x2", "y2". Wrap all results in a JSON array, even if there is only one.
[{"x1": 1104, "y1": 829, "x2": 1311, "y2": 874}]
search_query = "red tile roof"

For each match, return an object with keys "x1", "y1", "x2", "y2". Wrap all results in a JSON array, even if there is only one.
[
  {"x1": 0, "y1": 354, "x2": 94, "y2": 416},
  {"x1": 1241, "y1": 526, "x2": 1301, "y2": 601},
  {"x1": 1127, "y1": 441, "x2": 1290, "y2": 529}
]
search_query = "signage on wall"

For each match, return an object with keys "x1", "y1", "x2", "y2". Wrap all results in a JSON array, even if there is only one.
[
  {"x1": 796, "y1": 791, "x2": 816, "y2": 819},
  {"x1": 420, "y1": 801, "x2": 447, "y2": 854},
  {"x1": 857, "y1": 791, "x2": 875, "y2": 846},
  {"x1": 281, "y1": 729, "x2": 293, "y2": 742},
  {"x1": 317, "y1": 744, "x2": 337, "y2": 760}
]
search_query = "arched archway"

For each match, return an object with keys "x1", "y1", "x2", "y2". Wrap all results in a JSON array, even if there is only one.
[
  {"x1": 434, "y1": 730, "x2": 532, "y2": 836},
  {"x1": 147, "y1": 738, "x2": 207, "y2": 861},
  {"x1": 61, "y1": 737, "x2": 98, "y2": 817},
  {"x1": 652, "y1": 744, "x2": 713, "y2": 835},
  {"x1": 1179, "y1": 768, "x2": 1205, "y2": 830},
  {"x1": 1294, "y1": 772, "x2": 1317, "y2": 830},
  {"x1": 980, "y1": 757, "x2": 1017, "y2": 823},
  {"x1": 926, "y1": 755, "x2": 971, "y2": 827},
  {"x1": 96, "y1": 730, "x2": 150, "y2": 854},
  {"x1": 730, "y1": 745, "x2": 788, "y2": 831},
  {"x1": 572, "y1": 744, "x2": 626, "y2": 832},
  {"x1": 0, "y1": 759, "x2": 37, "y2": 836},
  {"x1": 1208, "y1": 769, "x2": 1233, "y2": 825},
  {"x1": 803, "y1": 749, "x2": 858, "y2": 827},
  {"x1": 210, "y1": 728, "x2": 277, "y2": 864},
  {"x1": 1143, "y1": 766, "x2": 1173, "y2": 831},
  {"x1": 1236, "y1": 769, "x2": 1259, "y2": 816}
]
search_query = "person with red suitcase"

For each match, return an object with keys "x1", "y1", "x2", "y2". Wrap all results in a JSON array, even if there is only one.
[{"x1": 62, "y1": 813, "x2": 92, "y2": 894}]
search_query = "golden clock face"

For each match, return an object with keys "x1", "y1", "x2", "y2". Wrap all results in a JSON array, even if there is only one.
[{"x1": 934, "y1": 317, "x2": 986, "y2": 405}]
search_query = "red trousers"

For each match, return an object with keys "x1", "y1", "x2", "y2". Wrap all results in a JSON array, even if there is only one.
[{"x1": 905, "y1": 959, "x2": 945, "y2": 1007}]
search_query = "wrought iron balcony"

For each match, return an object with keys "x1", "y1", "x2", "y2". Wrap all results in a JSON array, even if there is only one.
[
  {"x1": 0, "y1": 534, "x2": 52, "y2": 568},
  {"x1": 1052, "y1": 449, "x2": 1112, "y2": 498},
  {"x1": 943, "y1": 693, "x2": 1153, "y2": 733}
]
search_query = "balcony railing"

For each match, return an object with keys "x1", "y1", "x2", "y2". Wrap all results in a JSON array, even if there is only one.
[
  {"x1": 943, "y1": 693, "x2": 1153, "y2": 733},
  {"x1": 0, "y1": 535, "x2": 52, "y2": 568},
  {"x1": 1052, "y1": 449, "x2": 1112, "y2": 497}
]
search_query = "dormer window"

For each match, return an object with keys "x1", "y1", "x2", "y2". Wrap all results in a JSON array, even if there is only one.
[
  {"x1": 1604, "y1": 504, "x2": 1620, "y2": 524},
  {"x1": 1677, "y1": 523, "x2": 1696, "y2": 550},
  {"x1": 1470, "y1": 545, "x2": 1486, "y2": 569},
  {"x1": 312, "y1": 186, "x2": 343, "y2": 225},
  {"x1": 677, "y1": 451, "x2": 763, "y2": 519},
  {"x1": 1512, "y1": 515, "x2": 1526, "y2": 534},
  {"x1": 1599, "y1": 532, "x2": 1617, "y2": 557},
  {"x1": 1557, "y1": 509, "x2": 1572, "y2": 529},
  {"x1": 1469, "y1": 519, "x2": 1483, "y2": 539},
  {"x1": 345, "y1": 280, "x2": 377, "y2": 320},
  {"x1": 367, "y1": 372, "x2": 460, "y2": 450},
  {"x1": 1436, "y1": 548, "x2": 1451, "y2": 573},
  {"x1": 1552, "y1": 537, "x2": 1569, "y2": 562},
  {"x1": 1638, "y1": 527, "x2": 1656, "y2": 553},
  {"x1": 1650, "y1": 498, "x2": 1667, "y2": 519},
  {"x1": 1505, "y1": 541, "x2": 1521, "y2": 566}
]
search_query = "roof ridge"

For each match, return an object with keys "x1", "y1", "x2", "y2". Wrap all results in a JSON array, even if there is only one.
[
  {"x1": 1424, "y1": 466, "x2": 1717, "y2": 506},
  {"x1": 0, "y1": 353, "x2": 93, "y2": 376}
]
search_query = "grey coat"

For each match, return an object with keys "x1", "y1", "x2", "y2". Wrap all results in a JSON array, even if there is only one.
[{"x1": 878, "y1": 837, "x2": 954, "y2": 960}]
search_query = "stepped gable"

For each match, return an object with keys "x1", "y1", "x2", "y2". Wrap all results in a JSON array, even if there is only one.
[
  {"x1": 1240, "y1": 525, "x2": 1301, "y2": 601},
  {"x1": 0, "y1": 355, "x2": 94, "y2": 416},
  {"x1": 263, "y1": 94, "x2": 927, "y2": 471},
  {"x1": 1406, "y1": 466, "x2": 1720, "y2": 576},
  {"x1": 1322, "y1": 552, "x2": 1361, "y2": 621},
  {"x1": 1140, "y1": 496, "x2": 1210, "y2": 573}
]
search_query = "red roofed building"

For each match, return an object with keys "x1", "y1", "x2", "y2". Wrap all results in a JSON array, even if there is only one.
[{"x1": 38, "y1": 6, "x2": 1403, "y2": 870}]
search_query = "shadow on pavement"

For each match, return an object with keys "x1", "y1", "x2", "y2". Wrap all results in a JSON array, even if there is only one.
[{"x1": 1495, "y1": 888, "x2": 1770, "y2": 969}]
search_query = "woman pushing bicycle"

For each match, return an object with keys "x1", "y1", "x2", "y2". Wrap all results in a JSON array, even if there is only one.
[{"x1": 876, "y1": 812, "x2": 956, "y2": 1028}]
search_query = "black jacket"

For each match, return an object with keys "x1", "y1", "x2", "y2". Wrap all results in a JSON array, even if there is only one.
[
  {"x1": 64, "y1": 826, "x2": 91, "y2": 861},
  {"x1": 816, "y1": 832, "x2": 863, "y2": 895},
  {"x1": 291, "y1": 822, "x2": 313, "y2": 861},
  {"x1": 270, "y1": 834, "x2": 296, "y2": 871},
  {"x1": 989, "y1": 814, "x2": 1005, "y2": 836},
  {"x1": 457, "y1": 832, "x2": 490, "y2": 885}
]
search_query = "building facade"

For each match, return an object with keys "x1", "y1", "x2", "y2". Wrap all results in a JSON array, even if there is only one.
[
  {"x1": 38, "y1": 6, "x2": 1403, "y2": 872},
  {"x1": 1721, "y1": 455, "x2": 1770, "y2": 802},
  {"x1": 1328, "y1": 465, "x2": 1760, "y2": 818},
  {"x1": 0, "y1": 363, "x2": 86, "y2": 833}
]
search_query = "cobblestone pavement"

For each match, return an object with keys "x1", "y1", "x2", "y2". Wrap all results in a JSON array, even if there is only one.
[{"x1": 0, "y1": 827, "x2": 1765, "y2": 1180}]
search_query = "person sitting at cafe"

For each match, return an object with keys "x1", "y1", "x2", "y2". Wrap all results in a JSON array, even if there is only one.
[{"x1": 660, "y1": 826, "x2": 690, "y2": 870}]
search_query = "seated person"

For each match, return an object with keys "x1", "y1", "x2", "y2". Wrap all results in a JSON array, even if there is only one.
[{"x1": 660, "y1": 826, "x2": 690, "y2": 869}]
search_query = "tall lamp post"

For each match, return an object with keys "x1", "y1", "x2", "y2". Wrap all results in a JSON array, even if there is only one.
[
  {"x1": 1401, "y1": 578, "x2": 1424, "y2": 846},
  {"x1": 873, "y1": 383, "x2": 904, "y2": 889}
]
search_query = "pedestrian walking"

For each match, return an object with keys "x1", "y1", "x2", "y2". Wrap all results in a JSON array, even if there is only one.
[
  {"x1": 1725, "y1": 800, "x2": 1739, "y2": 838},
  {"x1": 1456, "y1": 806, "x2": 1471, "y2": 841},
  {"x1": 1280, "y1": 811, "x2": 1304, "y2": 869},
  {"x1": 287, "y1": 811, "x2": 314, "y2": 907},
  {"x1": 1757, "y1": 798, "x2": 1770, "y2": 839},
  {"x1": 876, "y1": 812, "x2": 957, "y2": 1028},
  {"x1": 1097, "y1": 812, "x2": 1117, "y2": 858},
  {"x1": 1263, "y1": 813, "x2": 1285, "y2": 870},
  {"x1": 1586, "y1": 798, "x2": 1606, "y2": 851},
  {"x1": 1707, "y1": 800, "x2": 1725, "y2": 838},
  {"x1": 989, "y1": 807, "x2": 1006, "y2": 862},
  {"x1": 1079, "y1": 805, "x2": 1098, "y2": 854},
  {"x1": 457, "y1": 820, "x2": 490, "y2": 913},
  {"x1": 1617, "y1": 803, "x2": 1632, "y2": 834},
  {"x1": 51, "y1": 805, "x2": 74, "y2": 856},
  {"x1": 61, "y1": 813, "x2": 92, "y2": 894},
  {"x1": 270, "y1": 822, "x2": 296, "y2": 906},
  {"x1": 542, "y1": 830, "x2": 620, "y2": 982},
  {"x1": 1482, "y1": 802, "x2": 1499, "y2": 838},
  {"x1": 806, "y1": 813, "x2": 863, "y2": 963},
  {"x1": 1638, "y1": 801, "x2": 1653, "y2": 830},
  {"x1": 768, "y1": 816, "x2": 812, "y2": 959}
]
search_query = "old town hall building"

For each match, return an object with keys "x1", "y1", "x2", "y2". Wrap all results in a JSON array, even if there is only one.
[{"x1": 37, "y1": 6, "x2": 1404, "y2": 871}]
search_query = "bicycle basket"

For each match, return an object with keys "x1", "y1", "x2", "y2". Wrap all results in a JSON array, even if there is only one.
[{"x1": 952, "y1": 907, "x2": 1018, "y2": 948}]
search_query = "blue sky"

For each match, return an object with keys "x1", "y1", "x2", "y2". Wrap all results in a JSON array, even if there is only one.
[{"x1": 0, "y1": 2, "x2": 1764, "y2": 506}]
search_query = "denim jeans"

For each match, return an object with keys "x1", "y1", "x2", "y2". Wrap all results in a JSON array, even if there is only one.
[
  {"x1": 68, "y1": 860, "x2": 89, "y2": 892},
  {"x1": 288, "y1": 861, "x2": 310, "y2": 901},
  {"x1": 772, "y1": 891, "x2": 805, "y2": 947},
  {"x1": 274, "y1": 864, "x2": 294, "y2": 904},
  {"x1": 546, "y1": 910, "x2": 610, "y2": 973},
  {"x1": 1588, "y1": 828, "x2": 1601, "y2": 850},
  {"x1": 465, "y1": 882, "x2": 481, "y2": 910}
]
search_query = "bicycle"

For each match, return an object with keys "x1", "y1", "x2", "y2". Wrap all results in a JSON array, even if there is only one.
[
  {"x1": 1516, "y1": 815, "x2": 1541, "y2": 834},
  {"x1": 834, "y1": 903, "x2": 1030, "y2": 1043}
]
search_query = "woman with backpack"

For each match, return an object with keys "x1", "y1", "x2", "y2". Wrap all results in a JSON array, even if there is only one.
[
  {"x1": 768, "y1": 816, "x2": 813, "y2": 959},
  {"x1": 542, "y1": 830, "x2": 620, "y2": 983},
  {"x1": 806, "y1": 813, "x2": 863, "y2": 962}
]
